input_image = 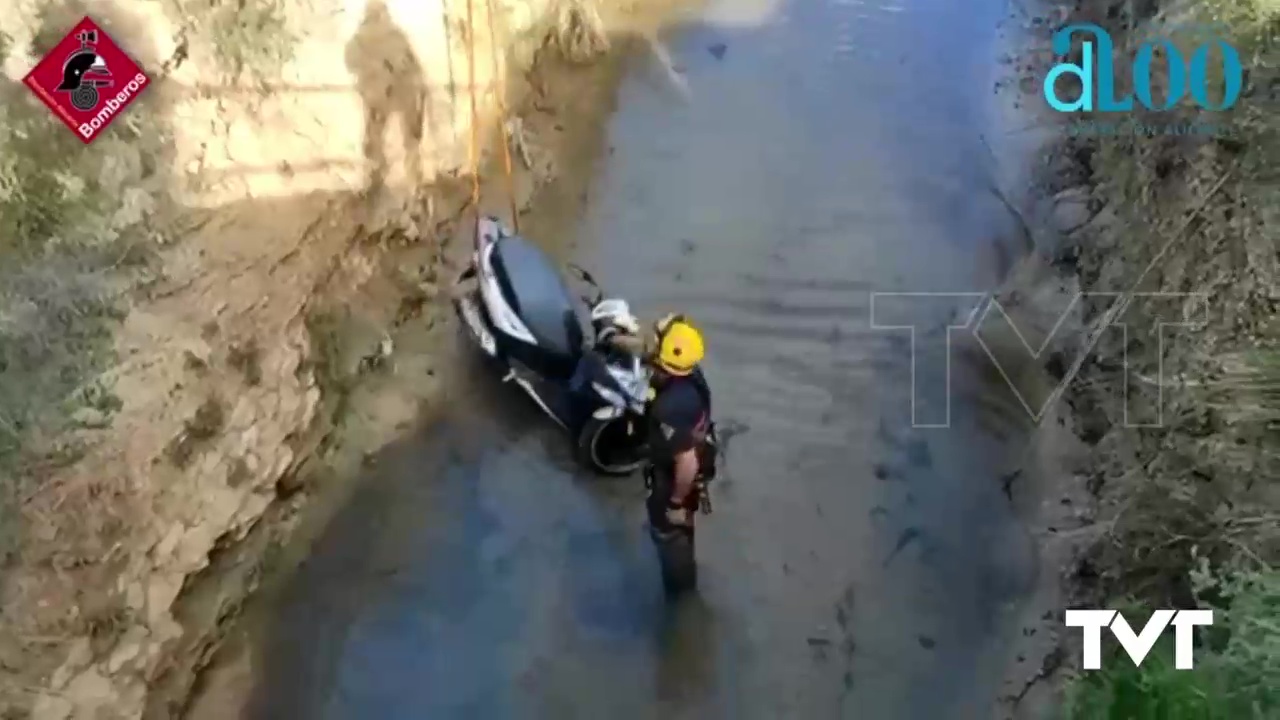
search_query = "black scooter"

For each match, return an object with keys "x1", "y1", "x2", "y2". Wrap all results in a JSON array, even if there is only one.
[
  {"x1": 451, "y1": 216, "x2": 651, "y2": 474},
  {"x1": 451, "y1": 217, "x2": 718, "y2": 592}
]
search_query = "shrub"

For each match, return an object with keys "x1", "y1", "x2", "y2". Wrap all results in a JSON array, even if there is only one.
[
  {"x1": 1059, "y1": 0, "x2": 1277, "y2": 714},
  {"x1": 1064, "y1": 568, "x2": 1280, "y2": 719}
]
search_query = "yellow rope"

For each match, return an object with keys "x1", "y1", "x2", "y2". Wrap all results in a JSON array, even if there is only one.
[
  {"x1": 463, "y1": 0, "x2": 521, "y2": 238},
  {"x1": 464, "y1": 0, "x2": 482, "y2": 239},
  {"x1": 468, "y1": 0, "x2": 481, "y2": 243},
  {"x1": 484, "y1": 0, "x2": 521, "y2": 233}
]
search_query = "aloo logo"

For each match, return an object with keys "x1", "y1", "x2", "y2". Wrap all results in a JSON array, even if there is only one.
[
  {"x1": 22, "y1": 16, "x2": 151, "y2": 144},
  {"x1": 1043, "y1": 22, "x2": 1243, "y2": 112}
]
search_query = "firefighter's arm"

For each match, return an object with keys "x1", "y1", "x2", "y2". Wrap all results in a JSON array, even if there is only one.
[
  {"x1": 670, "y1": 447, "x2": 699, "y2": 505},
  {"x1": 603, "y1": 329, "x2": 648, "y2": 356}
]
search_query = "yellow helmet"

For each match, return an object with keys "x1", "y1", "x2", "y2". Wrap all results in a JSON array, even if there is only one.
[{"x1": 652, "y1": 313, "x2": 704, "y2": 376}]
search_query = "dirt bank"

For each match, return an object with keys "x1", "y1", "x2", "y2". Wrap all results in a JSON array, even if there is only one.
[
  {"x1": 0, "y1": 0, "x2": 696, "y2": 716},
  {"x1": 987, "y1": 0, "x2": 1278, "y2": 715}
]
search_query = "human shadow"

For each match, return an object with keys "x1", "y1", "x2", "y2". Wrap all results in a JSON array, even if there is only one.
[
  {"x1": 344, "y1": 0, "x2": 428, "y2": 195},
  {"x1": 653, "y1": 593, "x2": 722, "y2": 709}
]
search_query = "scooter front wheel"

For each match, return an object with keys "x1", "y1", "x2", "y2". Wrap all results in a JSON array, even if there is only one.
[{"x1": 576, "y1": 415, "x2": 647, "y2": 476}]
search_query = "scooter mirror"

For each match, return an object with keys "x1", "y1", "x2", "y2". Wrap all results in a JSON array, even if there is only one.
[{"x1": 566, "y1": 263, "x2": 604, "y2": 304}]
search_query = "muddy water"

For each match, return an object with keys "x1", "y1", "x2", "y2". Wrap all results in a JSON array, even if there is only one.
[{"x1": 241, "y1": 0, "x2": 1041, "y2": 717}]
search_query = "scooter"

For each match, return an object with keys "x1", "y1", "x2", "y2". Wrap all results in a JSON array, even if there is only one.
[
  {"x1": 451, "y1": 217, "x2": 718, "y2": 594},
  {"x1": 451, "y1": 216, "x2": 651, "y2": 475}
]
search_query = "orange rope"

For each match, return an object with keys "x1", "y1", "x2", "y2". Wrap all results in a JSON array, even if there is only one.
[
  {"x1": 484, "y1": 0, "x2": 521, "y2": 233},
  {"x1": 464, "y1": 0, "x2": 482, "y2": 239},
  {"x1": 462, "y1": 0, "x2": 522, "y2": 238}
]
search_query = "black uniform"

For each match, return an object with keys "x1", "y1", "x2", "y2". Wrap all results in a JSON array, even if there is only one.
[{"x1": 645, "y1": 368, "x2": 714, "y2": 531}]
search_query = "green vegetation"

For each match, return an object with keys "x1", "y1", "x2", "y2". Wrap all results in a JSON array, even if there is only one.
[
  {"x1": 168, "y1": 0, "x2": 297, "y2": 80},
  {"x1": 1058, "y1": 0, "x2": 1278, "y2": 715},
  {"x1": 1063, "y1": 572, "x2": 1280, "y2": 719},
  {"x1": 0, "y1": 28, "x2": 161, "y2": 547},
  {"x1": 0, "y1": 0, "x2": 303, "y2": 499}
]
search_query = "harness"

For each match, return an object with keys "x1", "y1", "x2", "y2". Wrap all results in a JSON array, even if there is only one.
[
  {"x1": 644, "y1": 369, "x2": 718, "y2": 515},
  {"x1": 686, "y1": 368, "x2": 713, "y2": 441}
]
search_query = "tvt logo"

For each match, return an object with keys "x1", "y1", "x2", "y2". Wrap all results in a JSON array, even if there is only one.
[
  {"x1": 1066, "y1": 609, "x2": 1214, "y2": 670},
  {"x1": 1044, "y1": 22, "x2": 1244, "y2": 112}
]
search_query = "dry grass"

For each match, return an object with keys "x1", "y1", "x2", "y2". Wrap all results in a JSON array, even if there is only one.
[
  {"x1": 0, "y1": 0, "x2": 297, "y2": 552},
  {"x1": 1072, "y1": 0, "x2": 1278, "y2": 590},
  {"x1": 544, "y1": 0, "x2": 611, "y2": 62},
  {"x1": 165, "y1": 0, "x2": 297, "y2": 79}
]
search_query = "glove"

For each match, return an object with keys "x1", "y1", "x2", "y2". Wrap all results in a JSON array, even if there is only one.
[
  {"x1": 604, "y1": 329, "x2": 647, "y2": 355},
  {"x1": 665, "y1": 503, "x2": 693, "y2": 527},
  {"x1": 613, "y1": 313, "x2": 640, "y2": 335}
]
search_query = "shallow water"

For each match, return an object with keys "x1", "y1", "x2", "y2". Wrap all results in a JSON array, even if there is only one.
[{"x1": 240, "y1": 0, "x2": 1044, "y2": 717}]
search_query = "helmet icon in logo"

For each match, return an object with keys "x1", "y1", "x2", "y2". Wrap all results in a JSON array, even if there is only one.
[{"x1": 56, "y1": 29, "x2": 113, "y2": 110}]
